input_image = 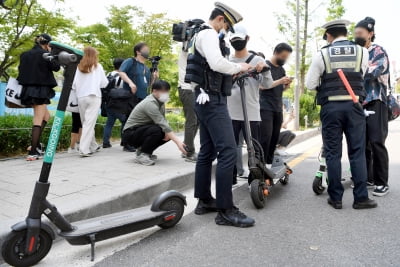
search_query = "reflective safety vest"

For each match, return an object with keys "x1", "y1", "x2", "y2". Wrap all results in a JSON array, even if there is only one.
[
  {"x1": 184, "y1": 26, "x2": 230, "y2": 94},
  {"x1": 317, "y1": 40, "x2": 365, "y2": 105}
]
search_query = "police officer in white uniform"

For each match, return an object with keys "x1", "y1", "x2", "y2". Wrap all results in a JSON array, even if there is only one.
[
  {"x1": 185, "y1": 2, "x2": 255, "y2": 227},
  {"x1": 306, "y1": 20, "x2": 377, "y2": 210}
]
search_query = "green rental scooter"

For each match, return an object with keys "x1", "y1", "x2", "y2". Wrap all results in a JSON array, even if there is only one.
[{"x1": 1, "y1": 42, "x2": 186, "y2": 267}]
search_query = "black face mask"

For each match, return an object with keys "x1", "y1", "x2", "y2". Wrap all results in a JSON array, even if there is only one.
[
  {"x1": 276, "y1": 58, "x2": 286, "y2": 66},
  {"x1": 230, "y1": 40, "x2": 247, "y2": 51},
  {"x1": 355, "y1": 37, "x2": 367, "y2": 47},
  {"x1": 140, "y1": 51, "x2": 150, "y2": 59}
]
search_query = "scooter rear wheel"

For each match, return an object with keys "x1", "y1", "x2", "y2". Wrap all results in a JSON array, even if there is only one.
[
  {"x1": 158, "y1": 197, "x2": 185, "y2": 229},
  {"x1": 312, "y1": 176, "x2": 326, "y2": 195},
  {"x1": 1, "y1": 229, "x2": 52, "y2": 267},
  {"x1": 250, "y1": 179, "x2": 265, "y2": 209}
]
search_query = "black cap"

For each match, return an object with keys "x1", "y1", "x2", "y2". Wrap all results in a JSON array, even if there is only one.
[
  {"x1": 35, "y1": 33, "x2": 52, "y2": 45},
  {"x1": 355, "y1": 17, "x2": 375, "y2": 32}
]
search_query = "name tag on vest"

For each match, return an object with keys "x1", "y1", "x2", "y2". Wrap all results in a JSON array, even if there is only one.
[{"x1": 329, "y1": 46, "x2": 356, "y2": 57}]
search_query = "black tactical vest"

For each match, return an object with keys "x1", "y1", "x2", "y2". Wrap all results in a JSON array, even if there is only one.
[
  {"x1": 317, "y1": 40, "x2": 365, "y2": 105},
  {"x1": 184, "y1": 27, "x2": 231, "y2": 95}
]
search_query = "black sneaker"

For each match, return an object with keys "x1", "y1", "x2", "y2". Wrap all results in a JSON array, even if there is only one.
[
  {"x1": 123, "y1": 145, "x2": 136, "y2": 152},
  {"x1": 194, "y1": 198, "x2": 218, "y2": 215},
  {"x1": 215, "y1": 207, "x2": 255, "y2": 228},
  {"x1": 327, "y1": 198, "x2": 342, "y2": 209},
  {"x1": 367, "y1": 181, "x2": 375, "y2": 187},
  {"x1": 103, "y1": 143, "x2": 112, "y2": 148},
  {"x1": 372, "y1": 186, "x2": 389, "y2": 197},
  {"x1": 353, "y1": 198, "x2": 378, "y2": 209}
]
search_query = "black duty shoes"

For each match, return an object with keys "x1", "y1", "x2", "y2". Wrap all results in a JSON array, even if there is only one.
[
  {"x1": 372, "y1": 186, "x2": 389, "y2": 197},
  {"x1": 353, "y1": 198, "x2": 378, "y2": 209},
  {"x1": 195, "y1": 199, "x2": 218, "y2": 215},
  {"x1": 327, "y1": 198, "x2": 342, "y2": 209},
  {"x1": 215, "y1": 207, "x2": 255, "y2": 228}
]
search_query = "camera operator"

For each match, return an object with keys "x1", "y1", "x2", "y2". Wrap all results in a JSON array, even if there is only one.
[
  {"x1": 185, "y1": 2, "x2": 254, "y2": 228},
  {"x1": 119, "y1": 42, "x2": 158, "y2": 106}
]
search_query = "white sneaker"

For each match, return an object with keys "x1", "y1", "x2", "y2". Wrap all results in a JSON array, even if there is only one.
[
  {"x1": 134, "y1": 153, "x2": 155, "y2": 166},
  {"x1": 275, "y1": 148, "x2": 289, "y2": 156},
  {"x1": 68, "y1": 147, "x2": 78, "y2": 154}
]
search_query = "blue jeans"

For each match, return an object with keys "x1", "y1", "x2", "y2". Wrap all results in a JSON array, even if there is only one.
[
  {"x1": 103, "y1": 108, "x2": 127, "y2": 145},
  {"x1": 194, "y1": 92, "x2": 236, "y2": 210}
]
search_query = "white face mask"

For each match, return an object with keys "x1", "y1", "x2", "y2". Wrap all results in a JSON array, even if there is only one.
[{"x1": 158, "y1": 92, "x2": 170, "y2": 103}]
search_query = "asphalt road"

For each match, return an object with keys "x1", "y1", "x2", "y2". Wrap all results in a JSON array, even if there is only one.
[{"x1": 95, "y1": 120, "x2": 400, "y2": 267}]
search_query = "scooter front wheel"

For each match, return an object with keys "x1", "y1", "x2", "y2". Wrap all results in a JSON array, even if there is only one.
[
  {"x1": 250, "y1": 179, "x2": 265, "y2": 209},
  {"x1": 158, "y1": 197, "x2": 185, "y2": 229},
  {"x1": 1, "y1": 229, "x2": 52, "y2": 267},
  {"x1": 312, "y1": 176, "x2": 326, "y2": 195}
]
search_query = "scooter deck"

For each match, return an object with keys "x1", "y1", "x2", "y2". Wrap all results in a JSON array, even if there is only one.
[
  {"x1": 59, "y1": 206, "x2": 170, "y2": 245},
  {"x1": 270, "y1": 165, "x2": 289, "y2": 183}
]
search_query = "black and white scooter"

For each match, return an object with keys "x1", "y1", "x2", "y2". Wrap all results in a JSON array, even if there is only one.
[
  {"x1": 1, "y1": 42, "x2": 186, "y2": 267},
  {"x1": 235, "y1": 68, "x2": 292, "y2": 209}
]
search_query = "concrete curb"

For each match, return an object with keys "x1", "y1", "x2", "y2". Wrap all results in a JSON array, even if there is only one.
[{"x1": 0, "y1": 128, "x2": 319, "y2": 262}]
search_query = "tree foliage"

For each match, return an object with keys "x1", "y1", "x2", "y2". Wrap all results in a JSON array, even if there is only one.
[
  {"x1": 275, "y1": 0, "x2": 310, "y2": 94},
  {"x1": 0, "y1": 0, "x2": 74, "y2": 80},
  {"x1": 73, "y1": 5, "x2": 181, "y2": 106}
]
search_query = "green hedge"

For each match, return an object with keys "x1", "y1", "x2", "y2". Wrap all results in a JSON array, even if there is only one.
[
  {"x1": 300, "y1": 92, "x2": 320, "y2": 128},
  {"x1": 0, "y1": 112, "x2": 185, "y2": 158}
]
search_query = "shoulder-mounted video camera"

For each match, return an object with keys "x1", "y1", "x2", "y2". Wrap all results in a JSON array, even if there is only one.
[{"x1": 172, "y1": 19, "x2": 205, "y2": 52}]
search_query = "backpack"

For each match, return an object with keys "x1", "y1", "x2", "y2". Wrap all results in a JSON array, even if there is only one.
[
  {"x1": 101, "y1": 73, "x2": 121, "y2": 100},
  {"x1": 100, "y1": 73, "x2": 122, "y2": 117}
]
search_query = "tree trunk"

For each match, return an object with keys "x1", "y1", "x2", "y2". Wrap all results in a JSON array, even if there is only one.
[{"x1": 300, "y1": 0, "x2": 309, "y2": 94}]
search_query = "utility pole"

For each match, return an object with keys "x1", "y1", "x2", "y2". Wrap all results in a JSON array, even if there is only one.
[{"x1": 294, "y1": 0, "x2": 301, "y2": 130}]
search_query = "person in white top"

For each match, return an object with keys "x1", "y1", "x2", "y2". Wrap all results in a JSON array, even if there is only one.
[{"x1": 72, "y1": 46, "x2": 109, "y2": 157}]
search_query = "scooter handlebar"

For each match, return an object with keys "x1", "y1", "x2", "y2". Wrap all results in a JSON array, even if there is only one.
[
  {"x1": 234, "y1": 66, "x2": 270, "y2": 83},
  {"x1": 42, "y1": 51, "x2": 78, "y2": 65}
]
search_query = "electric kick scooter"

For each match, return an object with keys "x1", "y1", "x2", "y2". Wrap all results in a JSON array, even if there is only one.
[
  {"x1": 235, "y1": 68, "x2": 293, "y2": 209},
  {"x1": 1, "y1": 41, "x2": 186, "y2": 267}
]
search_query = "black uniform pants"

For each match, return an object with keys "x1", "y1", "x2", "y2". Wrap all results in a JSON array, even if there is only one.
[
  {"x1": 194, "y1": 92, "x2": 236, "y2": 210},
  {"x1": 321, "y1": 101, "x2": 369, "y2": 202},
  {"x1": 260, "y1": 110, "x2": 283, "y2": 164},
  {"x1": 365, "y1": 100, "x2": 389, "y2": 186}
]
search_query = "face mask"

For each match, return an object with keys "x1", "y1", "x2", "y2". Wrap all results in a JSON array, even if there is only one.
[
  {"x1": 230, "y1": 40, "x2": 247, "y2": 51},
  {"x1": 355, "y1": 37, "x2": 367, "y2": 47},
  {"x1": 158, "y1": 92, "x2": 170, "y2": 103},
  {"x1": 140, "y1": 51, "x2": 150, "y2": 59},
  {"x1": 276, "y1": 58, "x2": 286, "y2": 66}
]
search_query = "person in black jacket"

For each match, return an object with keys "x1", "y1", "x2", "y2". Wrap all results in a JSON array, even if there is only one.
[{"x1": 17, "y1": 34, "x2": 61, "y2": 161}]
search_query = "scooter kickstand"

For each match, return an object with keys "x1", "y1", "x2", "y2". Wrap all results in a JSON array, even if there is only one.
[{"x1": 89, "y1": 234, "x2": 96, "y2": 261}]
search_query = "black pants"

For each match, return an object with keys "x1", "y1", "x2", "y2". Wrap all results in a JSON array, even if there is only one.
[
  {"x1": 194, "y1": 92, "x2": 236, "y2": 210},
  {"x1": 278, "y1": 130, "x2": 296, "y2": 147},
  {"x1": 260, "y1": 110, "x2": 283, "y2": 164},
  {"x1": 178, "y1": 88, "x2": 199, "y2": 155},
  {"x1": 232, "y1": 120, "x2": 260, "y2": 184},
  {"x1": 365, "y1": 100, "x2": 389, "y2": 186},
  {"x1": 122, "y1": 125, "x2": 167, "y2": 155},
  {"x1": 321, "y1": 101, "x2": 368, "y2": 202}
]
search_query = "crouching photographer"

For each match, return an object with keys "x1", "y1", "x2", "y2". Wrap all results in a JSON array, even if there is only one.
[{"x1": 122, "y1": 80, "x2": 187, "y2": 166}]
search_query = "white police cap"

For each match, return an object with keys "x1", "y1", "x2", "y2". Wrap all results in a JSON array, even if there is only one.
[
  {"x1": 214, "y1": 2, "x2": 243, "y2": 33},
  {"x1": 321, "y1": 19, "x2": 350, "y2": 30}
]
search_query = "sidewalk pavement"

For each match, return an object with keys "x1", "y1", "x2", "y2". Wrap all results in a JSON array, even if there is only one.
[{"x1": 0, "y1": 128, "x2": 319, "y2": 250}]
